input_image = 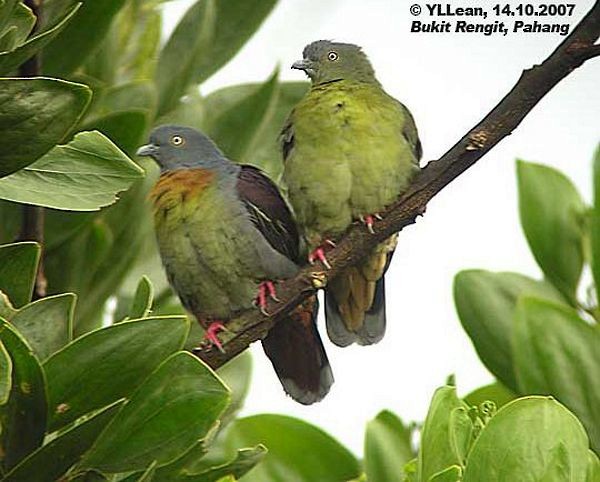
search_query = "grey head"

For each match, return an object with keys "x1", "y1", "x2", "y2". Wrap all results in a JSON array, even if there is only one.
[
  {"x1": 291, "y1": 40, "x2": 377, "y2": 85},
  {"x1": 136, "y1": 125, "x2": 234, "y2": 173}
]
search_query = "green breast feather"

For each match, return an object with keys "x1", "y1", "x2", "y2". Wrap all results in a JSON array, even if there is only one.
[{"x1": 152, "y1": 175, "x2": 260, "y2": 319}]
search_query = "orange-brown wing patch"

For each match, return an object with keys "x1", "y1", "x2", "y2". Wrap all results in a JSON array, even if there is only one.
[{"x1": 149, "y1": 168, "x2": 215, "y2": 211}]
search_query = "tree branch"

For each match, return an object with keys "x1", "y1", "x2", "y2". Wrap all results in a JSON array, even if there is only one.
[
  {"x1": 193, "y1": 1, "x2": 600, "y2": 368},
  {"x1": 17, "y1": 0, "x2": 47, "y2": 299}
]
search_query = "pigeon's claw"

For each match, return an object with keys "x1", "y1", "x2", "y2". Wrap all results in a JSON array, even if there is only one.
[
  {"x1": 360, "y1": 214, "x2": 381, "y2": 234},
  {"x1": 254, "y1": 280, "x2": 280, "y2": 315},
  {"x1": 202, "y1": 321, "x2": 227, "y2": 353},
  {"x1": 308, "y1": 239, "x2": 335, "y2": 269}
]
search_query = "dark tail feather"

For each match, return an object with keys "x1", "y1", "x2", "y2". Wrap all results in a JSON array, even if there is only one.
[
  {"x1": 261, "y1": 295, "x2": 333, "y2": 404},
  {"x1": 325, "y1": 246, "x2": 394, "y2": 347},
  {"x1": 358, "y1": 274, "x2": 386, "y2": 344},
  {"x1": 325, "y1": 274, "x2": 386, "y2": 346}
]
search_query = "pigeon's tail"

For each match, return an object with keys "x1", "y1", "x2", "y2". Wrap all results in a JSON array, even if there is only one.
[
  {"x1": 325, "y1": 234, "x2": 397, "y2": 347},
  {"x1": 262, "y1": 294, "x2": 333, "y2": 405}
]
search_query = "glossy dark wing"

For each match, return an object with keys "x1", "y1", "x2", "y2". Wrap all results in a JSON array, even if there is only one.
[
  {"x1": 280, "y1": 115, "x2": 295, "y2": 162},
  {"x1": 237, "y1": 165, "x2": 300, "y2": 262}
]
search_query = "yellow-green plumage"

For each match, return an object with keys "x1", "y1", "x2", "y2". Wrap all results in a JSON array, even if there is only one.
[
  {"x1": 283, "y1": 80, "x2": 419, "y2": 245},
  {"x1": 283, "y1": 40, "x2": 421, "y2": 346}
]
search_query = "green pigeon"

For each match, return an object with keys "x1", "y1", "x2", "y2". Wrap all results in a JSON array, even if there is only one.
[
  {"x1": 137, "y1": 125, "x2": 333, "y2": 404},
  {"x1": 281, "y1": 40, "x2": 422, "y2": 346}
]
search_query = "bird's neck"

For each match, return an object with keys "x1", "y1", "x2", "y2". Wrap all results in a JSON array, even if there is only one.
[
  {"x1": 160, "y1": 155, "x2": 240, "y2": 180},
  {"x1": 312, "y1": 77, "x2": 381, "y2": 90}
]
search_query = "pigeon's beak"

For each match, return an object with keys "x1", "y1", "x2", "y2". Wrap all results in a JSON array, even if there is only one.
[
  {"x1": 291, "y1": 59, "x2": 316, "y2": 79},
  {"x1": 291, "y1": 59, "x2": 312, "y2": 72},
  {"x1": 136, "y1": 144, "x2": 159, "y2": 158}
]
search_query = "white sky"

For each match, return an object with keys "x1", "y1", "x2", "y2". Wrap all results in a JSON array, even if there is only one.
[{"x1": 163, "y1": 0, "x2": 600, "y2": 454}]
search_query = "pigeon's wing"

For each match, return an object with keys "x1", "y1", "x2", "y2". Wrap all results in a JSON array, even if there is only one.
[
  {"x1": 280, "y1": 115, "x2": 296, "y2": 163},
  {"x1": 396, "y1": 100, "x2": 423, "y2": 162},
  {"x1": 236, "y1": 164, "x2": 300, "y2": 262},
  {"x1": 238, "y1": 166, "x2": 333, "y2": 404}
]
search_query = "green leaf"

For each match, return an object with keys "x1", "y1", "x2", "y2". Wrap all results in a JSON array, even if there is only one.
[
  {"x1": 0, "y1": 290, "x2": 17, "y2": 319},
  {"x1": 128, "y1": 276, "x2": 154, "y2": 319},
  {"x1": 43, "y1": 160, "x2": 156, "y2": 334},
  {"x1": 429, "y1": 465, "x2": 462, "y2": 482},
  {"x1": 216, "y1": 351, "x2": 252, "y2": 425},
  {"x1": 181, "y1": 446, "x2": 267, "y2": 482},
  {"x1": 81, "y1": 111, "x2": 149, "y2": 155},
  {"x1": 68, "y1": 470, "x2": 109, "y2": 482},
  {"x1": 403, "y1": 458, "x2": 418, "y2": 482},
  {"x1": 462, "y1": 397, "x2": 590, "y2": 481},
  {"x1": 88, "y1": 81, "x2": 157, "y2": 120},
  {"x1": 364, "y1": 410, "x2": 414, "y2": 482},
  {"x1": 513, "y1": 297, "x2": 600, "y2": 452},
  {"x1": 156, "y1": 85, "x2": 205, "y2": 130},
  {"x1": 0, "y1": 200, "x2": 20, "y2": 245},
  {"x1": 0, "y1": 0, "x2": 20, "y2": 39},
  {"x1": 454, "y1": 270, "x2": 564, "y2": 391},
  {"x1": 42, "y1": 0, "x2": 127, "y2": 76},
  {"x1": 0, "y1": 27, "x2": 18, "y2": 53},
  {"x1": 81, "y1": 82, "x2": 155, "y2": 153},
  {"x1": 113, "y1": 5, "x2": 162, "y2": 83},
  {"x1": 202, "y1": 82, "x2": 308, "y2": 155},
  {"x1": 0, "y1": 4, "x2": 80, "y2": 75},
  {"x1": 146, "y1": 438, "x2": 212, "y2": 481},
  {"x1": 0, "y1": 242, "x2": 40, "y2": 308},
  {"x1": 80, "y1": 352, "x2": 230, "y2": 473},
  {"x1": 10, "y1": 293, "x2": 75, "y2": 361},
  {"x1": 418, "y1": 385, "x2": 470, "y2": 481},
  {"x1": 517, "y1": 160, "x2": 587, "y2": 301},
  {"x1": 449, "y1": 406, "x2": 474, "y2": 465},
  {"x1": 2, "y1": 400, "x2": 123, "y2": 482},
  {"x1": 591, "y1": 145, "x2": 600, "y2": 306},
  {"x1": 156, "y1": 0, "x2": 277, "y2": 114},
  {"x1": 44, "y1": 216, "x2": 115, "y2": 332},
  {"x1": 205, "y1": 70, "x2": 279, "y2": 162},
  {"x1": 463, "y1": 382, "x2": 516, "y2": 409},
  {"x1": 587, "y1": 450, "x2": 600, "y2": 482},
  {"x1": 0, "y1": 2, "x2": 35, "y2": 51},
  {"x1": 133, "y1": 461, "x2": 157, "y2": 482},
  {"x1": 213, "y1": 415, "x2": 361, "y2": 482},
  {"x1": 0, "y1": 317, "x2": 46, "y2": 472},
  {"x1": 44, "y1": 316, "x2": 189, "y2": 431},
  {"x1": 42, "y1": 209, "x2": 92, "y2": 251},
  {"x1": 186, "y1": 0, "x2": 277, "y2": 86},
  {"x1": 0, "y1": 78, "x2": 91, "y2": 177},
  {"x1": 156, "y1": 0, "x2": 216, "y2": 115},
  {"x1": 0, "y1": 340, "x2": 12, "y2": 405},
  {"x1": 0, "y1": 131, "x2": 145, "y2": 210},
  {"x1": 244, "y1": 81, "x2": 309, "y2": 178}
]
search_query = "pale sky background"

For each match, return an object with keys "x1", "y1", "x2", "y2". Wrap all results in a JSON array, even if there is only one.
[{"x1": 162, "y1": 0, "x2": 600, "y2": 454}]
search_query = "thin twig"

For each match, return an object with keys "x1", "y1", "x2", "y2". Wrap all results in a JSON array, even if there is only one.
[
  {"x1": 17, "y1": 0, "x2": 47, "y2": 299},
  {"x1": 193, "y1": 1, "x2": 600, "y2": 369}
]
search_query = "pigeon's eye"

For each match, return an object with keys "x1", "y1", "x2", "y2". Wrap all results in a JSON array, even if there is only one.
[
  {"x1": 327, "y1": 51, "x2": 338, "y2": 61},
  {"x1": 171, "y1": 135, "x2": 184, "y2": 146}
]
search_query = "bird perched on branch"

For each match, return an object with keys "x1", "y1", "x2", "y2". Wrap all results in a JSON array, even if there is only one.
[
  {"x1": 137, "y1": 125, "x2": 333, "y2": 404},
  {"x1": 282, "y1": 40, "x2": 422, "y2": 346}
]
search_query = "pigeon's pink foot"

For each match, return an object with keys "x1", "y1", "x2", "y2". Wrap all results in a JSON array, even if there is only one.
[
  {"x1": 254, "y1": 280, "x2": 279, "y2": 315},
  {"x1": 359, "y1": 213, "x2": 382, "y2": 234},
  {"x1": 202, "y1": 321, "x2": 227, "y2": 353},
  {"x1": 308, "y1": 240, "x2": 335, "y2": 269}
]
